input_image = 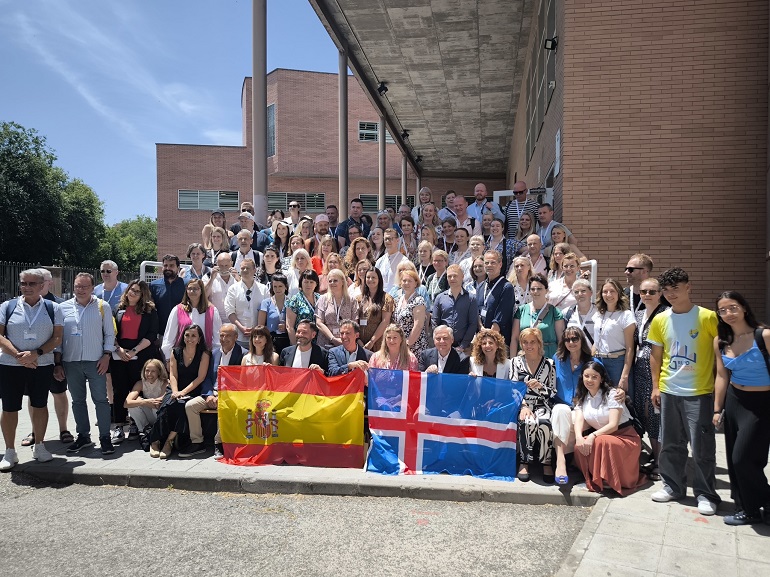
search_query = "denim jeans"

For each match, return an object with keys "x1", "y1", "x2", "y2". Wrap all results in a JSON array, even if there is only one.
[
  {"x1": 63, "y1": 361, "x2": 111, "y2": 438},
  {"x1": 659, "y1": 392, "x2": 719, "y2": 503}
]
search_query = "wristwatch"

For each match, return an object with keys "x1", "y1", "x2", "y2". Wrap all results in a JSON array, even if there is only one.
[{"x1": 36, "y1": 348, "x2": 44, "y2": 356}]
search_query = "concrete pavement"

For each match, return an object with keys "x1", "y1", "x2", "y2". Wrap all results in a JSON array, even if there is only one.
[{"x1": 3, "y1": 395, "x2": 769, "y2": 577}]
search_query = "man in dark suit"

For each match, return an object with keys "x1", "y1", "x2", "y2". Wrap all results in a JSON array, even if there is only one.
[
  {"x1": 419, "y1": 325, "x2": 470, "y2": 375},
  {"x1": 182, "y1": 323, "x2": 245, "y2": 458},
  {"x1": 327, "y1": 320, "x2": 373, "y2": 376},
  {"x1": 278, "y1": 320, "x2": 328, "y2": 374}
]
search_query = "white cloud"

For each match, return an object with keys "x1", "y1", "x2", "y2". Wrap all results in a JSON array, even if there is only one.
[{"x1": 202, "y1": 129, "x2": 243, "y2": 146}]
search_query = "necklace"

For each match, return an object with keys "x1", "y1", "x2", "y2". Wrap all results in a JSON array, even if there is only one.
[{"x1": 735, "y1": 330, "x2": 754, "y2": 338}]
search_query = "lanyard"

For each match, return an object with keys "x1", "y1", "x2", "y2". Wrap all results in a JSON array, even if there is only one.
[
  {"x1": 74, "y1": 298, "x2": 94, "y2": 327},
  {"x1": 22, "y1": 299, "x2": 44, "y2": 328},
  {"x1": 513, "y1": 200, "x2": 525, "y2": 219},
  {"x1": 418, "y1": 264, "x2": 428, "y2": 284},
  {"x1": 443, "y1": 239, "x2": 456, "y2": 254},
  {"x1": 332, "y1": 296, "x2": 343, "y2": 325},
  {"x1": 484, "y1": 276, "x2": 504, "y2": 307},
  {"x1": 103, "y1": 285, "x2": 117, "y2": 304}
]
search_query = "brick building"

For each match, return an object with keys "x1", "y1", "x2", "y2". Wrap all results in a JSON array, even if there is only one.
[{"x1": 156, "y1": 69, "x2": 505, "y2": 260}]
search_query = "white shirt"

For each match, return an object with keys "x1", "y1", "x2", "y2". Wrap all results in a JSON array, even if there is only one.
[
  {"x1": 220, "y1": 347, "x2": 234, "y2": 368},
  {"x1": 455, "y1": 215, "x2": 482, "y2": 237},
  {"x1": 437, "y1": 351, "x2": 450, "y2": 373},
  {"x1": 567, "y1": 304, "x2": 597, "y2": 342},
  {"x1": 203, "y1": 273, "x2": 236, "y2": 324},
  {"x1": 577, "y1": 388, "x2": 631, "y2": 430},
  {"x1": 292, "y1": 347, "x2": 312, "y2": 369},
  {"x1": 224, "y1": 281, "x2": 268, "y2": 341},
  {"x1": 161, "y1": 305, "x2": 222, "y2": 359},
  {"x1": 548, "y1": 278, "x2": 577, "y2": 312},
  {"x1": 376, "y1": 251, "x2": 405, "y2": 293},
  {"x1": 591, "y1": 309, "x2": 635, "y2": 354},
  {"x1": 531, "y1": 255, "x2": 547, "y2": 275}
]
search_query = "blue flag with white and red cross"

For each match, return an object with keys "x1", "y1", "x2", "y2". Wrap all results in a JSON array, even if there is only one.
[{"x1": 366, "y1": 369, "x2": 526, "y2": 481}]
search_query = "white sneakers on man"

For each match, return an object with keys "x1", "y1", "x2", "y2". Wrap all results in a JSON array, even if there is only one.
[
  {"x1": 651, "y1": 487, "x2": 680, "y2": 502},
  {"x1": 32, "y1": 443, "x2": 53, "y2": 463},
  {"x1": 696, "y1": 495, "x2": 718, "y2": 516},
  {"x1": 0, "y1": 449, "x2": 18, "y2": 471}
]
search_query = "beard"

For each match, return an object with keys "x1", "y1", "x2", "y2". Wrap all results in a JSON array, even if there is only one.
[{"x1": 163, "y1": 270, "x2": 178, "y2": 281}]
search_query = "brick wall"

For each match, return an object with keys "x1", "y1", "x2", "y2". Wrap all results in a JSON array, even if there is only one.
[{"x1": 509, "y1": 0, "x2": 768, "y2": 314}]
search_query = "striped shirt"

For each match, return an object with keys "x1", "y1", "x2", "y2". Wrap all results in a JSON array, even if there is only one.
[
  {"x1": 59, "y1": 297, "x2": 116, "y2": 362},
  {"x1": 504, "y1": 199, "x2": 539, "y2": 239},
  {"x1": 0, "y1": 297, "x2": 64, "y2": 367}
]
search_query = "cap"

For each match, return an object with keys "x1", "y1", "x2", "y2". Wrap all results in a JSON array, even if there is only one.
[
  {"x1": 314, "y1": 214, "x2": 330, "y2": 223},
  {"x1": 211, "y1": 210, "x2": 225, "y2": 217},
  {"x1": 238, "y1": 212, "x2": 254, "y2": 221}
]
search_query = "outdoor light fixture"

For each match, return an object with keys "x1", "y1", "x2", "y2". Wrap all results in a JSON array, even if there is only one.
[
  {"x1": 377, "y1": 82, "x2": 388, "y2": 96},
  {"x1": 401, "y1": 130, "x2": 409, "y2": 140},
  {"x1": 544, "y1": 36, "x2": 558, "y2": 51},
  {"x1": 415, "y1": 155, "x2": 423, "y2": 163}
]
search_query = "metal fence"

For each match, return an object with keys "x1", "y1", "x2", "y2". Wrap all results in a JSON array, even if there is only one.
[{"x1": 0, "y1": 261, "x2": 136, "y2": 303}]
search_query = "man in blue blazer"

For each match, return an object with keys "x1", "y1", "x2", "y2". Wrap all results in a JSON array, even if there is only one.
[
  {"x1": 327, "y1": 320, "x2": 373, "y2": 376},
  {"x1": 419, "y1": 325, "x2": 470, "y2": 375},
  {"x1": 182, "y1": 324, "x2": 244, "y2": 458},
  {"x1": 278, "y1": 320, "x2": 328, "y2": 374}
]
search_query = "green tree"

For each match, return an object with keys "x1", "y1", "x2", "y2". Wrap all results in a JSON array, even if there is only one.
[
  {"x1": 102, "y1": 216, "x2": 157, "y2": 276},
  {"x1": 0, "y1": 122, "x2": 65, "y2": 263},
  {"x1": 0, "y1": 121, "x2": 107, "y2": 266}
]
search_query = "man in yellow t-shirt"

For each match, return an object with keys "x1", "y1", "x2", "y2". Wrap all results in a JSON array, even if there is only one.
[{"x1": 648, "y1": 268, "x2": 719, "y2": 515}]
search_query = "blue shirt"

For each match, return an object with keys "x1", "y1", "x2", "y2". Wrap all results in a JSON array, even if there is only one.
[
  {"x1": 476, "y1": 276, "x2": 514, "y2": 345},
  {"x1": 149, "y1": 277, "x2": 186, "y2": 336},
  {"x1": 554, "y1": 356, "x2": 603, "y2": 405},
  {"x1": 0, "y1": 297, "x2": 63, "y2": 367},
  {"x1": 259, "y1": 297, "x2": 287, "y2": 334},
  {"x1": 94, "y1": 282, "x2": 127, "y2": 311},
  {"x1": 432, "y1": 288, "x2": 479, "y2": 349}
]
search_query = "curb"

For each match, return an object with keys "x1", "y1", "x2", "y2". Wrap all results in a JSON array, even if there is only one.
[
  {"x1": 17, "y1": 462, "x2": 601, "y2": 506},
  {"x1": 553, "y1": 496, "x2": 610, "y2": 577}
]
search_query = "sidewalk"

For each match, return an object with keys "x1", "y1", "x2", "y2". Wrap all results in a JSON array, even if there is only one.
[{"x1": 6, "y1": 396, "x2": 770, "y2": 577}]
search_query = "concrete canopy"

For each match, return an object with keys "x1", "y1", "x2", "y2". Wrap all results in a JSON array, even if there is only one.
[{"x1": 309, "y1": 0, "x2": 533, "y2": 180}]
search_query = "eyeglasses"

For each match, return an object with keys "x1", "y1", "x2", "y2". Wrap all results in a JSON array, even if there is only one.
[
  {"x1": 717, "y1": 305, "x2": 742, "y2": 316},
  {"x1": 245, "y1": 289, "x2": 252, "y2": 302},
  {"x1": 19, "y1": 281, "x2": 40, "y2": 287},
  {"x1": 639, "y1": 289, "x2": 658, "y2": 296},
  {"x1": 127, "y1": 288, "x2": 141, "y2": 295},
  {"x1": 624, "y1": 267, "x2": 644, "y2": 273},
  {"x1": 100, "y1": 269, "x2": 113, "y2": 274},
  {"x1": 564, "y1": 336, "x2": 581, "y2": 343}
]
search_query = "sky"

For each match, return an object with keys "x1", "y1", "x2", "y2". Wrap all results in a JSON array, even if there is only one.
[{"x1": 0, "y1": 0, "x2": 339, "y2": 224}]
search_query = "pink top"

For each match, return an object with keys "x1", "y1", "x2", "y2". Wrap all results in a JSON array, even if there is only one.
[{"x1": 369, "y1": 351, "x2": 418, "y2": 371}]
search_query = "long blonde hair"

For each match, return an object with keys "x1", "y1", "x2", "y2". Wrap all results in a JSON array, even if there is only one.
[{"x1": 374, "y1": 324, "x2": 412, "y2": 369}]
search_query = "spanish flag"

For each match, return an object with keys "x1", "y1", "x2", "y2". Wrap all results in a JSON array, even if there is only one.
[{"x1": 218, "y1": 365, "x2": 365, "y2": 467}]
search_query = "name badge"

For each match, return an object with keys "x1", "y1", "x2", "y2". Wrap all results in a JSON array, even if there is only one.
[
  {"x1": 480, "y1": 308, "x2": 487, "y2": 318},
  {"x1": 71, "y1": 326, "x2": 82, "y2": 336},
  {"x1": 359, "y1": 319, "x2": 368, "y2": 327},
  {"x1": 23, "y1": 331, "x2": 37, "y2": 341}
]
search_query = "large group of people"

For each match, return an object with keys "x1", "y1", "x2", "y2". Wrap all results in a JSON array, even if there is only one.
[{"x1": 0, "y1": 186, "x2": 768, "y2": 527}]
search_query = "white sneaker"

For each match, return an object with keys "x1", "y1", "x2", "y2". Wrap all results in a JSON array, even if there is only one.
[
  {"x1": 32, "y1": 443, "x2": 53, "y2": 463},
  {"x1": 697, "y1": 495, "x2": 718, "y2": 516},
  {"x1": 0, "y1": 449, "x2": 18, "y2": 471},
  {"x1": 651, "y1": 487, "x2": 680, "y2": 502}
]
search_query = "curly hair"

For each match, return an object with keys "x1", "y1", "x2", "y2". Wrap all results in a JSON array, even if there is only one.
[
  {"x1": 117, "y1": 280, "x2": 155, "y2": 315},
  {"x1": 344, "y1": 237, "x2": 374, "y2": 275},
  {"x1": 470, "y1": 328, "x2": 508, "y2": 366}
]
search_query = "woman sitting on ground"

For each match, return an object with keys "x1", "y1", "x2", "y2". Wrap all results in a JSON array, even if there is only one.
[
  {"x1": 573, "y1": 361, "x2": 646, "y2": 495},
  {"x1": 242, "y1": 325, "x2": 279, "y2": 366},
  {"x1": 125, "y1": 359, "x2": 168, "y2": 451},
  {"x1": 513, "y1": 327, "x2": 557, "y2": 484},
  {"x1": 149, "y1": 325, "x2": 211, "y2": 459}
]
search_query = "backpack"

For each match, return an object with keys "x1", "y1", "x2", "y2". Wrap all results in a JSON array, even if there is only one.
[{"x1": 3, "y1": 297, "x2": 55, "y2": 325}]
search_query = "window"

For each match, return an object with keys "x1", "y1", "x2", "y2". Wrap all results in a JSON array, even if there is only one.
[
  {"x1": 267, "y1": 192, "x2": 326, "y2": 212},
  {"x1": 358, "y1": 195, "x2": 415, "y2": 214},
  {"x1": 358, "y1": 122, "x2": 395, "y2": 144},
  {"x1": 178, "y1": 190, "x2": 239, "y2": 211},
  {"x1": 525, "y1": 0, "x2": 557, "y2": 167},
  {"x1": 267, "y1": 104, "x2": 275, "y2": 157}
]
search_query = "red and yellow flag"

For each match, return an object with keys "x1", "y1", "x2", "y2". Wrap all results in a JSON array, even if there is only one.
[{"x1": 218, "y1": 365, "x2": 365, "y2": 467}]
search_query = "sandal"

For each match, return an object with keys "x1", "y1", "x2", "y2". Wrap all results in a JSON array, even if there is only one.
[
  {"x1": 59, "y1": 430, "x2": 74, "y2": 444},
  {"x1": 648, "y1": 467, "x2": 661, "y2": 481},
  {"x1": 21, "y1": 432, "x2": 35, "y2": 447}
]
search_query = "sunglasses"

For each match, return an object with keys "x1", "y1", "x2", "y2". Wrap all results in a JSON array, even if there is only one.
[
  {"x1": 100, "y1": 269, "x2": 113, "y2": 274},
  {"x1": 639, "y1": 289, "x2": 658, "y2": 296},
  {"x1": 514, "y1": 190, "x2": 526, "y2": 195},
  {"x1": 564, "y1": 336, "x2": 581, "y2": 343},
  {"x1": 245, "y1": 289, "x2": 252, "y2": 302},
  {"x1": 624, "y1": 267, "x2": 644, "y2": 273},
  {"x1": 289, "y1": 204, "x2": 300, "y2": 208}
]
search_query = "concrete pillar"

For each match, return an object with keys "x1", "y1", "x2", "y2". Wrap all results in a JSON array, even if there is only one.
[
  {"x1": 339, "y1": 50, "x2": 349, "y2": 221},
  {"x1": 401, "y1": 153, "x2": 408, "y2": 206},
  {"x1": 252, "y1": 0, "x2": 268, "y2": 223},
  {"x1": 416, "y1": 174, "x2": 422, "y2": 195},
  {"x1": 378, "y1": 116, "x2": 386, "y2": 211}
]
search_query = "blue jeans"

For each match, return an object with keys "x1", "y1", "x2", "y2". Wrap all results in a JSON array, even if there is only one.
[
  {"x1": 63, "y1": 361, "x2": 111, "y2": 438},
  {"x1": 659, "y1": 392, "x2": 719, "y2": 503}
]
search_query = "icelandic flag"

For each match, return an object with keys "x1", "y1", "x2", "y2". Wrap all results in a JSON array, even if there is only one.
[{"x1": 366, "y1": 369, "x2": 526, "y2": 481}]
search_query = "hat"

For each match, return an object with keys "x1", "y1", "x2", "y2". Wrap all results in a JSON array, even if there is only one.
[
  {"x1": 211, "y1": 210, "x2": 225, "y2": 217},
  {"x1": 314, "y1": 214, "x2": 330, "y2": 223},
  {"x1": 238, "y1": 212, "x2": 254, "y2": 221}
]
